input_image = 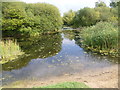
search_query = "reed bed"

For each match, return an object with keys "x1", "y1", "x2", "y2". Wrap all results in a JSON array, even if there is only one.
[
  {"x1": 0, "y1": 39, "x2": 24, "y2": 64},
  {"x1": 81, "y1": 22, "x2": 118, "y2": 57}
]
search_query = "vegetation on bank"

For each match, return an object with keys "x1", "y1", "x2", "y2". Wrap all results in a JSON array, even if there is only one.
[
  {"x1": 1, "y1": 1, "x2": 119, "y2": 64},
  {"x1": 2, "y1": 2, "x2": 62, "y2": 37},
  {"x1": 62, "y1": 1, "x2": 119, "y2": 57},
  {"x1": 1, "y1": 2, "x2": 62, "y2": 64},
  {"x1": 81, "y1": 22, "x2": 118, "y2": 57},
  {"x1": 63, "y1": 1, "x2": 118, "y2": 28},
  {"x1": 0, "y1": 40, "x2": 24, "y2": 64},
  {"x1": 34, "y1": 82, "x2": 89, "y2": 88}
]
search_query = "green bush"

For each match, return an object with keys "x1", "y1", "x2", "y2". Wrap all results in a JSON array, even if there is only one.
[
  {"x1": 2, "y1": 2, "x2": 62, "y2": 37},
  {"x1": 81, "y1": 22, "x2": 118, "y2": 57},
  {"x1": 62, "y1": 10, "x2": 75, "y2": 26}
]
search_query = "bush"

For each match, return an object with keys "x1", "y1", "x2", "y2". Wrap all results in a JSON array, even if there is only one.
[
  {"x1": 81, "y1": 22, "x2": 118, "y2": 57},
  {"x1": 2, "y1": 2, "x2": 62, "y2": 37}
]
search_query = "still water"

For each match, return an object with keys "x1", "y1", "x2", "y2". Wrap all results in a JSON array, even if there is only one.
[{"x1": 2, "y1": 31, "x2": 117, "y2": 85}]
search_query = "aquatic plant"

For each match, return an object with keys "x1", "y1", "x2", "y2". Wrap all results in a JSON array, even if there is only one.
[
  {"x1": 81, "y1": 22, "x2": 118, "y2": 57},
  {"x1": 0, "y1": 40, "x2": 24, "y2": 64}
]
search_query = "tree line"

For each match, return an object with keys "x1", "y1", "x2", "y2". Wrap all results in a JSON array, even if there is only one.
[
  {"x1": 62, "y1": 1, "x2": 118, "y2": 28},
  {"x1": 2, "y1": 2, "x2": 63, "y2": 37}
]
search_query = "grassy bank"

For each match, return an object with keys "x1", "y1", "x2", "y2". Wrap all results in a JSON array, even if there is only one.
[
  {"x1": 34, "y1": 82, "x2": 89, "y2": 88},
  {"x1": 81, "y1": 22, "x2": 118, "y2": 57},
  {"x1": 0, "y1": 40, "x2": 24, "y2": 64}
]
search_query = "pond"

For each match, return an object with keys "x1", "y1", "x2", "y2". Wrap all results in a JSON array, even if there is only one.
[{"x1": 2, "y1": 31, "x2": 117, "y2": 86}]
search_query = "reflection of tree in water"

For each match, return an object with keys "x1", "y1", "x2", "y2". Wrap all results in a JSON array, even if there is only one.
[
  {"x1": 63, "y1": 31, "x2": 76, "y2": 40},
  {"x1": 3, "y1": 33, "x2": 62, "y2": 71},
  {"x1": 63, "y1": 31, "x2": 82, "y2": 46}
]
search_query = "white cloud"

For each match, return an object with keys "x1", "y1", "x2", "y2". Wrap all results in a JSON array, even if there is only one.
[{"x1": 20, "y1": 0, "x2": 110, "y2": 16}]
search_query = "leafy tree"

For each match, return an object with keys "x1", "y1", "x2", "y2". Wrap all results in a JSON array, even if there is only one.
[
  {"x1": 95, "y1": 1, "x2": 107, "y2": 7},
  {"x1": 62, "y1": 10, "x2": 75, "y2": 26},
  {"x1": 73, "y1": 8, "x2": 100, "y2": 27},
  {"x1": 95, "y1": 5, "x2": 118, "y2": 23},
  {"x1": 2, "y1": 2, "x2": 28, "y2": 36},
  {"x1": 27, "y1": 3, "x2": 63, "y2": 33},
  {"x1": 110, "y1": 2, "x2": 118, "y2": 7},
  {"x1": 2, "y1": 2, "x2": 62, "y2": 37}
]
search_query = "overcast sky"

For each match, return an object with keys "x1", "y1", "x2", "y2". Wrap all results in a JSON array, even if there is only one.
[{"x1": 20, "y1": 0, "x2": 111, "y2": 16}]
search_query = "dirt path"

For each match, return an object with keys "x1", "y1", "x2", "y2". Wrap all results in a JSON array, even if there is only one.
[{"x1": 3, "y1": 65, "x2": 118, "y2": 88}]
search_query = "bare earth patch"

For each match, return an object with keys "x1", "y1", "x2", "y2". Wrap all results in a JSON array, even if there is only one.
[{"x1": 3, "y1": 65, "x2": 118, "y2": 88}]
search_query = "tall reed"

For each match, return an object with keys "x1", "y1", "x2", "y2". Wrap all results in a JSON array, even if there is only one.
[
  {"x1": 0, "y1": 39, "x2": 24, "y2": 64},
  {"x1": 81, "y1": 22, "x2": 118, "y2": 57}
]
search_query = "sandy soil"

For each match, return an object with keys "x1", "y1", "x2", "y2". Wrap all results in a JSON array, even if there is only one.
[{"x1": 3, "y1": 65, "x2": 118, "y2": 88}]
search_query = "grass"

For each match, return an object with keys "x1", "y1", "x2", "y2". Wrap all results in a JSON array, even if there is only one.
[
  {"x1": 0, "y1": 39, "x2": 24, "y2": 64},
  {"x1": 81, "y1": 22, "x2": 118, "y2": 57},
  {"x1": 34, "y1": 82, "x2": 89, "y2": 88}
]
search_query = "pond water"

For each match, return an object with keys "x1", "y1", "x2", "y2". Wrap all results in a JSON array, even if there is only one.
[{"x1": 2, "y1": 31, "x2": 117, "y2": 86}]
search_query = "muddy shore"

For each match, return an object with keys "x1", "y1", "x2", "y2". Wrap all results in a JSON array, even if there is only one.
[{"x1": 2, "y1": 65, "x2": 118, "y2": 88}]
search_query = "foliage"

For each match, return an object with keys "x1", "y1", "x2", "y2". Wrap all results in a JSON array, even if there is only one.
[
  {"x1": 73, "y1": 8, "x2": 100, "y2": 27},
  {"x1": 35, "y1": 82, "x2": 89, "y2": 88},
  {"x1": 94, "y1": 6, "x2": 118, "y2": 22},
  {"x1": 62, "y1": 10, "x2": 75, "y2": 26},
  {"x1": 95, "y1": 1, "x2": 107, "y2": 7},
  {"x1": 81, "y1": 22, "x2": 118, "y2": 57},
  {"x1": 0, "y1": 40, "x2": 24, "y2": 64},
  {"x1": 110, "y1": 1, "x2": 119, "y2": 7},
  {"x1": 63, "y1": 1, "x2": 118, "y2": 28},
  {"x1": 2, "y1": 2, "x2": 62, "y2": 37}
]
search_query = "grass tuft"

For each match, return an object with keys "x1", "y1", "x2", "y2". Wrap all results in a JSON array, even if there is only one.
[{"x1": 0, "y1": 39, "x2": 24, "y2": 64}]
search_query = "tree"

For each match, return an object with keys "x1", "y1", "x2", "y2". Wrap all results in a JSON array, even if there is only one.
[
  {"x1": 110, "y1": 0, "x2": 120, "y2": 7},
  {"x1": 95, "y1": 1, "x2": 106, "y2": 7},
  {"x1": 62, "y1": 10, "x2": 75, "y2": 26},
  {"x1": 28, "y1": 3, "x2": 63, "y2": 33},
  {"x1": 73, "y1": 7, "x2": 100, "y2": 27},
  {"x1": 95, "y1": 5, "x2": 118, "y2": 22},
  {"x1": 2, "y1": 2, "x2": 63, "y2": 37},
  {"x1": 2, "y1": 2, "x2": 28, "y2": 36}
]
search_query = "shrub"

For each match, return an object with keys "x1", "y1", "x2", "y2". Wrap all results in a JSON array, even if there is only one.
[{"x1": 2, "y1": 2, "x2": 63, "y2": 37}]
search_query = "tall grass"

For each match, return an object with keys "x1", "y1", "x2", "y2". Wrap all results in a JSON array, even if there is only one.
[
  {"x1": 81, "y1": 22, "x2": 118, "y2": 57},
  {"x1": 0, "y1": 40, "x2": 24, "y2": 64}
]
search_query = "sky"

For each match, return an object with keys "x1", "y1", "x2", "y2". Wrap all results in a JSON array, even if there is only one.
[{"x1": 20, "y1": 0, "x2": 111, "y2": 16}]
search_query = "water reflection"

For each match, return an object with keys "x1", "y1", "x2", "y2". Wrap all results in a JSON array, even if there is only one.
[
  {"x1": 63, "y1": 31, "x2": 75, "y2": 40},
  {"x1": 2, "y1": 31, "x2": 117, "y2": 86},
  {"x1": 2, "y1": 33, "x2": 62, "y2": 71}
]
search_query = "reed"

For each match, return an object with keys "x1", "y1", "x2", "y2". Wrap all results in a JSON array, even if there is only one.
[
  {"x1": 0, "y1": 39, "x2": 24, "y2": 64},
  {"x1": 81, "y1": 22, "x2": 118, "y2": 57}
]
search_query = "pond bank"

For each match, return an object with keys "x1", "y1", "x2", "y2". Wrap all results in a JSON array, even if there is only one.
[
  {"x1": 3, "y1": 65, "x2": 118, "y2": 88},
  {"x1": 2, "y1": 32, "x2": 118, "y2": 88}
]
